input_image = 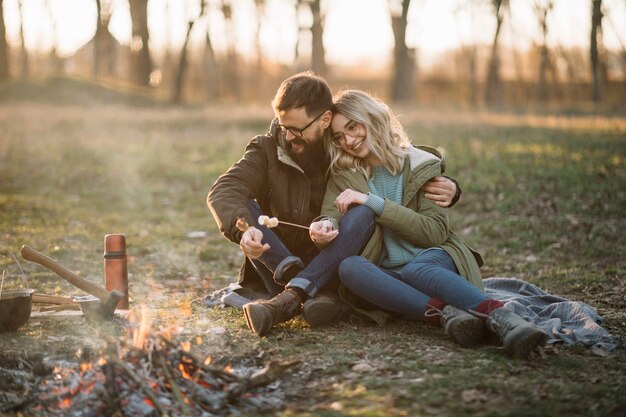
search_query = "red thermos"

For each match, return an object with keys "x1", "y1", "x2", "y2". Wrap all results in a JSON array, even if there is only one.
[{"x1": 104, "y1": 234, "x2": 129, "y2": 309}]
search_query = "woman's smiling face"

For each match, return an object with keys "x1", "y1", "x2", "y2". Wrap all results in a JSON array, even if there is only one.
[{"x1": 330, "y1": 113, "x2": 370, "y2": 160}]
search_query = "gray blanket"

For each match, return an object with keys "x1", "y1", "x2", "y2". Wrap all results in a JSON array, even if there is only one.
[
  {"x1": 204, "y1": 277, "x2": 622, "y2": 352},
  {"x1": 484, "y1": 277, "x2": 621, "y2": 352}
]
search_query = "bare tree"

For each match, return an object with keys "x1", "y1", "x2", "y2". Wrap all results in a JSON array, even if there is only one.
[
  {"x1": 590, "y1": 0, "x2": 605, "y2": 102},
  {"x1": 173, "y1": 0, "x2": 208, "y2": 103},
  {"x1": 308, "y1": 0, "x2": 326, "y2": 76},
  {"x1": 18, "y1": 0, "x2": 28, "y2": 76},
  {"x1": 389, "y1": 0, "x2": 415, "y2": 102},
  {"x1": 534, "y1": 0, "x2": 555, "y2": 102},
  {"x1": 221, "y1": 0, "x2": 240, "y2": 98},
  {"x1": 484, "y1": 0, "x2": 509, "y2": 104},
  {"x1": 293, "y1": 0, "x2": 327, "y2": 75},
  {"x1": 254, "y1": 0, "x2": 265, "y2": 72},
  {"x1": 129, "y1": 0, "x2": 152, "y2": 86},
  {"x1": 0, "y1": 0, "x2": 9, "y2": 80},
  {"x1": 43, "y1": 0, "x2": 62, "y2": 74},
  {"x1": 94, "y1": 0, "x2": 116, "y2": 78}
]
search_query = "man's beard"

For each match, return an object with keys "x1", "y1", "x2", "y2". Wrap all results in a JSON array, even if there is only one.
[{"x1": 286, "y1": 133, "x2": 328, "y2": 174}]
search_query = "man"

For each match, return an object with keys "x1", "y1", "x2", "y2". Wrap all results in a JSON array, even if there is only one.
[{"x1": 207, "y1": 72, "x2": 459, "y2": 336}]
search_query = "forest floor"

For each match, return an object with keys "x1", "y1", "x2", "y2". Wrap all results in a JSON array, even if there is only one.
[{"x1": 0, "y1": 77, "x2": 625, "y2": 416}]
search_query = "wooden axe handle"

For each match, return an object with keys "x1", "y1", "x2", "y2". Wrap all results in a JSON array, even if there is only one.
[{"x1": 21, "y1": 245, "x2": 110, "y2": 301}]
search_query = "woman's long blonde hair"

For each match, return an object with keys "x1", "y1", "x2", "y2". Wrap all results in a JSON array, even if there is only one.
[{"x1": 327, "y1": 90, "x2": 411, "y2": 177}]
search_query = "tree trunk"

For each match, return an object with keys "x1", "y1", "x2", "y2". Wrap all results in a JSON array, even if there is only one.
[
  {"x1": 590, "y1": 0, "x2": 603, "y2": 102},
  {"x1": 173, "y1": 20, "x2": 194, "y2": 103},
  {"x1": 0, "y1": 0, "x2": 9, "y2": 80},
  {"x1": 535, "y1": 1, "x2": 554, "y2": 103},
  {"x1": 485, "y1": 0, "x2": 507, "y2": 104},
  {"x1": 390, "y1": 0, "x2": 414, "y2": 102},
  {"x1": 204, "y1": 30, "x2": 219, "y2": 100},
  {"x1": 129, "y1": 0, "x2": 152, "y2": 86},
  {"x1": 309, "y1": 0, "x2": 326, "y2": 76},
  {"x1": 18, "y1": 0, "x2": 28, "y2": 77}
]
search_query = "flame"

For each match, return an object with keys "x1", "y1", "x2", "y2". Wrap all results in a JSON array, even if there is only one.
[
  {"x1": 132, "y1": 306, "x2": 151, "y2": 349},
  {"x1": 60, "y1": 398, "x2": 71, "y2": 408},
  {"x1": 224, "y1": 364, "x2": 234, "y2": 373},
  {"x1": 195, "y1": 336, "x2": 203, "y2": 345},
  {"x1": 80, "y1": 362, "x2": 93, "y2": 372},
  {"x1": 181, "y1": 341, "x2": 191, "y2": 352},
  {"x1": 97, "y1": 357, "x2": 107, "y2": 366},
  {"x1": 204, "y1": 355, "x2": 212, "y2": 365},
  {"x1": 178, "y1": 363, "x2": 193, "y2": 380}
]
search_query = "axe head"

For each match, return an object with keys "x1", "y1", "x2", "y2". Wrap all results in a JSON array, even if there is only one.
[{"x1": 74, "y1": 290, "x2": 123, "y2": 320}]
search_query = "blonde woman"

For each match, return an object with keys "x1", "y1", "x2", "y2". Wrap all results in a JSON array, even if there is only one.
[{"x1": 309, "y1": 90, "x2": 547, "y2": 358}]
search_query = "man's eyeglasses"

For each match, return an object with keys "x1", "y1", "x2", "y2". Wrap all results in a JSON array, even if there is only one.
[{"x1": 277, "y1": 111, "x2": 326, "y2": 138}]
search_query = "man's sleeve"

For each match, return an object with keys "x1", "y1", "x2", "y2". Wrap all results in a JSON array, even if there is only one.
[{"x1": 207, "y1": 136, "x2": 269, "y2": 243}]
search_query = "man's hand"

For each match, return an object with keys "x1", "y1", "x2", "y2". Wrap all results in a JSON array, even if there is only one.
[
  {"x1": 239, "y1": 226, "x2": 270, "y2": 259},
  {"x1": 335, "y1": 189, "x2": 368, "y2": 213},
  {"x1": 422, "y1": 176, "x2": 456, "y2": 207},
  {"x1": 309, "y1": 219, "x2": 338, "y2": 245}
]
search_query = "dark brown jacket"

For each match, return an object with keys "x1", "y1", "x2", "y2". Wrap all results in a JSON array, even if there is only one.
[{"x1": 207, "y1": 121, "x2": 324, "y2": 290}]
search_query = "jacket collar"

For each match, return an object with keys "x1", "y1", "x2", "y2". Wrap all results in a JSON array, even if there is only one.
[{"x1": 402, "y1": 146, "x2": 443, "y2": 205}]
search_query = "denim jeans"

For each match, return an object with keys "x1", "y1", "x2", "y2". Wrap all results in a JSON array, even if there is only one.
[
  {"x1": 339, "y1": 248, "x2": 491, "y2": 320},
  {"x1": 247, "y1": 200, "x2": 376, "y2": 297}
]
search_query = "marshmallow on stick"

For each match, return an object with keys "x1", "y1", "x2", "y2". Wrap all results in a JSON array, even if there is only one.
[{"x1": 258, "y1": 215, "x2": 279, "y2": 228}]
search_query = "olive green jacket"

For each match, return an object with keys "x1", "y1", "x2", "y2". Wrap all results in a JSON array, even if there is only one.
[{"x1": 320, "y1": 146, "x2": 484, "y2": 323}]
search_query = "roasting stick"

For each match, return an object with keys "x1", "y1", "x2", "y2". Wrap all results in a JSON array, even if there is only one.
[{"x1": 258, "y1": 215, "x2": 309, "y2": 230}]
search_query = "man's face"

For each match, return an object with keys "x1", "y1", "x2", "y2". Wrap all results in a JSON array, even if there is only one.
[{"x1": 277, "y1": 107, "x2": 329, "y2": 155}]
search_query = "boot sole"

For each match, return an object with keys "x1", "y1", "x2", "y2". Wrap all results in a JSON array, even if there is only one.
[
  {"x1": 446, "y1": 316, "x2": 487, "y2": 348},
  {"x1": 504, "y1": 326, "x2": 549, "y2": 359},
  {"x1": 303, "y1": 298, "x2": 351, "y2": 328},
  {"x1": 242, "y1": 303, "x2": 271, "y2": 336}
]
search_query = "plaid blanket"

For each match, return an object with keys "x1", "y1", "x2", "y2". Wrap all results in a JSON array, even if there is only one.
[{"x1": 484, "y1": 277, "x2": 621, "y2": 352}]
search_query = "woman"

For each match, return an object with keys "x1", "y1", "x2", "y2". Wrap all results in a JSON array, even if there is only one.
[{"x1": 309, "y1": 90, "x2": 547, "y2": 358}]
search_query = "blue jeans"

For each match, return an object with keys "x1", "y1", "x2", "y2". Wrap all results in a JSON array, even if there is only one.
[
  {"x1": 339, "y1": 249, "x2": 491, "y2": 320},
  {"x1": 247, "y1": 201, "x2": 376, "y2": 297}
]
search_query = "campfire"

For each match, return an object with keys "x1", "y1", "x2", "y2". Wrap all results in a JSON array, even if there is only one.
[{"x1": 3, "y1": 309, "x2": 298, "y2": 416}]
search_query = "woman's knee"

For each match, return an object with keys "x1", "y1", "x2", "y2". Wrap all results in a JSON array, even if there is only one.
[{"x1": 339, "y1": 256, "x2": 365, "y2": 285}]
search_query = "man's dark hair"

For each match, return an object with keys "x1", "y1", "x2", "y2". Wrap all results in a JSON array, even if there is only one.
[{"x1": 271, "y1": 71, "x2": 332, "y2": 117}]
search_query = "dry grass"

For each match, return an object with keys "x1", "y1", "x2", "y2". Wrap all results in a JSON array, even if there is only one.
[{"x1": 0, "y1": 78, "x2": 624, "y2": 417}]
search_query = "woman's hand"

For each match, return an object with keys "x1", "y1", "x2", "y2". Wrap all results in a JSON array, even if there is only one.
[
  {"x1": 335, "y1": 189, "x2": 368, "y2": 214},
  {"x1": 309, "y1": 219, "x2": 338, "y2": 245}
]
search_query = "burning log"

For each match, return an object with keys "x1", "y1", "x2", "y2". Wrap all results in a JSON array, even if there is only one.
[{"x1": 21, "y1": 328, "x2": 298, "y2": 416}]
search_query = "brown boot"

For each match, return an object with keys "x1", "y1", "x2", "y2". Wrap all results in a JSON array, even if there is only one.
[
  {"x1": 302, "y1": 292, "x2": 352, "y2": 328},
  {"x1": 242, "y1": 289, "x2": 303, "y2": 336}
]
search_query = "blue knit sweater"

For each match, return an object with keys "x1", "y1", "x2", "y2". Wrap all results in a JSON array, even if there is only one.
[{"x1": 364, "y1": 165, "x2": 427, "y2": 270}]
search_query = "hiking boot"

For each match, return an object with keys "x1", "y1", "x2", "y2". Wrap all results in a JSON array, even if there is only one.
[
  {"x1": 486, "y1": 307, "x2": 548, "y2": 359},
  {"x1": 440, "y1": 305, "x2": 487, "y2": 348},
  {"x1": 242, "y1": 289, "x2": 302, "y2": 336},
  {"x1": 302, "y1": 293, "x2": 352, "y2": 328}
]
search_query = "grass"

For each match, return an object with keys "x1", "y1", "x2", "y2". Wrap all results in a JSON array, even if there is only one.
[{"x1": 0, "y1": 77, "x2": 625, "y2": 416}]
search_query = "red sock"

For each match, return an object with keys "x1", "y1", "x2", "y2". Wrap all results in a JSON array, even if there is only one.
[
  {"x1": 474, "y1": 299, "x2": 504, "y2": 316},
  {"x1": 424, "y1": 298, "x2": 447, "y2": 327}
]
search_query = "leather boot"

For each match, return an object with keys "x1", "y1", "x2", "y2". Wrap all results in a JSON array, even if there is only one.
[
  {"x1": 302, "y1": 292, "x2": 352, "y2": 328},
  {"x1": 440, "y1": 305, "x2": 487, "y2": 348},
  {"x1": 486, "y1": 307, "x2": 548, "y2": 359},
  {"x1": 242, "y1": 289, "x2": 302, "y2": 336}
]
